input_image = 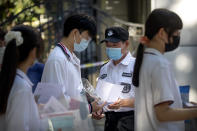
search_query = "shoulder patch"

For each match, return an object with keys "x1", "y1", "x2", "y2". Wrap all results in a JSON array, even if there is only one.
[
  {"x1": 99, "y1": 74, "x2": 107, "y2": 79},
  {"x1": 120, "y1": 82, "x2": 131, "y2": 93}
]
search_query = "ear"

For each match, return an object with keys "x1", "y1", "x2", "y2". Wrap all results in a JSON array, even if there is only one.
[
  {"x1": 121, "y1": 40, "x2": 129, "y2": 54},
  {"x1": 70, "y1": 29, "x2": 81, "y2": 44},
  {"x1": 157, "y1": 28, "x2": 168, "y2": 43},
  {"x1": 125, "y1": 40, "x2": 129, "y2": 48},
  {"x1": 71, "y1": 29, "x2": 80, "y2": 36}
]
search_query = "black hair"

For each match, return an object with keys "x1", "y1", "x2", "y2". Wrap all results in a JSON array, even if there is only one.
[
  {"x1": 63, "y1": 14, "x2": 96, "y2": 38},
  {"x1": 0, "y1": 25, "x2": 40, "y2": 114},
  {"x1": 132, "y1": 8, "x2": 183, "y2": 87}
]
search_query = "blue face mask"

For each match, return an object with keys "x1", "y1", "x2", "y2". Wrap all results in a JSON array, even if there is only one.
[
  {"x1": 106, "y1": 47, "x2": 123, "y2": 60},
  {"x1": 74, "y1": 35, "x2": 91, "y2": 52}
]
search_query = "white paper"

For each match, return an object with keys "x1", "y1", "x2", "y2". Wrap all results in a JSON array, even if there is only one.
[
  {"x1": 34, "y1": 82, "x2": 65, "y2": 104},
  {"x1": 95, "y1": 80, "x2": 123, "y2": 103},
  {"x1": 42, "y1": 96, "x2": 67, "y2": 114}
]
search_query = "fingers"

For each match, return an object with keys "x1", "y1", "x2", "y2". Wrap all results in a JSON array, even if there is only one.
[
  {"x1": 99, "y1": 101, "x2": 107, "y2": 108},
  {"x1": 92, "y1": 98, "x2": 99, "y2": 104},
  {"x1": 92, "y1": 112, "x2": 105, "y2": 120},
  {"x1": 108, "y1": 103, "x2": 120, "y2": 109}
]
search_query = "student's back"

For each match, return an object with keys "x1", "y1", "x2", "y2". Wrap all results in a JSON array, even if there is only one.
[
  {"x1": 133, "y1": 8, "x2": 197, "y2": 131},
  {"x1": 135, "y1": 48, "x2": 184, "y2": 131}
]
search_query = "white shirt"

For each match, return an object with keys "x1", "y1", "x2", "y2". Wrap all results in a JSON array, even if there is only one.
[
  {"x1": 99, "y1": 52, "x2": 135, "y2": 112},
  {"x1": 41, "y1": 43, "x2": 83, "y2": 100},
  {"x1": 0, "y1": 69, "x2": 40, "y2": 131},
  {"x1": 135, "y1": 48, "x2": 184, "y2": 131}
]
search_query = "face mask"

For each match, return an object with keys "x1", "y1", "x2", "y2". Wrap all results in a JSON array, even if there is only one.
[
  {"x1": 165, "y1": 36, "x2": 180, "y2": 52},
  {"x1": 74, "y1": 35, "x2": 91, "y2": 52},
  {"x1": 106, "y1": 47, "x2": 123, "y2": 60}
]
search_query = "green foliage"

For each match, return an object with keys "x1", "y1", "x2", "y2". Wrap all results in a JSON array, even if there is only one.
[{"x1": 0, "y1": 0, "x2": 45, "y2": 27}]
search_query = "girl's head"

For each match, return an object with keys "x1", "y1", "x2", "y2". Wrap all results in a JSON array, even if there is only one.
[
  {"x1": 145, "y1": 9, "x2": 183, "y2": 52},
  {"x1": 0, "y1": 25, "x2": 40, "y2": 114},
  {"x1": 132, "y1": 8, "x2": 183, "y2": 87},
  {"x1": 145, "y1": 8, "x2": 183, "y2": 41}
]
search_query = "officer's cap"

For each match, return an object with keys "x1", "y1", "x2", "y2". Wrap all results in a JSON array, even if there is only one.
[{"x1": 100, "y1": 27, "x2": 129, "y2": 43}]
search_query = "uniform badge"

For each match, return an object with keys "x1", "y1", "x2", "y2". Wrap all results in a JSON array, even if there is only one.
[
  {"x1": 121, "y1": 82, "x2": 131, "y2": 93},
  {"x1": 122, "y1": 72, "x2": 132, "y2": 77},
  {"x1": 100, "y1": 74, "x2": 107, "y2": 79},
  {"x1": 107, "y1": 30, "x2": 113, "y2": 36}
]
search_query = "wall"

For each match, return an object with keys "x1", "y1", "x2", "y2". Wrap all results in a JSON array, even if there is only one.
[{"x1": 152, "y1": 0, "x2": 197, "y2": 101}]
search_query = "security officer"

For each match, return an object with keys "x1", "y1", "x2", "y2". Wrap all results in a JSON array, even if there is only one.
[{"x1": 94, "y1": 27, "x2": 135, "y2": 131}]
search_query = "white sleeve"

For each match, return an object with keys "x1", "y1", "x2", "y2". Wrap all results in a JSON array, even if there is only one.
[
  {"x1": 152, "y1": 65, "x2": 174, "y2": 106},
  {"x1": 6, "y1": 91, "x2": 40, "y2": 131},
  {"x1": 41, "y1": 59, "x2": 70, "y2": 98},
  {"x1": 41, "y1": 59, "x2": 66, "y2": 86}
]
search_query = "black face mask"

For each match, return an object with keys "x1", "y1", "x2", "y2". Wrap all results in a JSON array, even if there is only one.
[{"x1": 165, "y1": 36, "x2": 180, "y2": 52}]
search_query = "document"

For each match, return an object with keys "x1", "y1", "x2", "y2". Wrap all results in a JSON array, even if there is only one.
[{"x1": 95, "y1": 80, "x2": 124, "y2": 103}]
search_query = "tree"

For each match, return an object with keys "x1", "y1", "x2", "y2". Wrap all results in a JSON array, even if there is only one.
[{"x1": 0, "y1": 0, "x2": 45, "y2": 28}]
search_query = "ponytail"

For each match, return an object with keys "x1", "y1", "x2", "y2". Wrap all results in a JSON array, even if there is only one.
[
  {"x1": 132, "y1": 44, "x2": 144, "y2": 87},
  {"x1": 0, "y1": 40, "x2": 19, "y2": 114},
  {"x1": 0, "y1": 25, "x2": 40, "y2": 115}
]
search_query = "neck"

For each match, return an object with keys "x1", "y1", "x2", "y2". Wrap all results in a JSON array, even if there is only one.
[
  {"x1": 60, "y1": 37, "x2": 74, "y2": 53},
  {"x1": 17, "y1": 61, "x2": 31, "y2": 74},
  {"x1": 113, "y1": 52, "x2": 128, "y2": 66},
  {"x1": 147, "y1": 39, "x2": 165, "y2": 54}
]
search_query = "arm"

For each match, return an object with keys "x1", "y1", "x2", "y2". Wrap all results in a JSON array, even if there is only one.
[
  {"x1": 108, "y1": 98, "x2": 135, "y2": 109},
  {"x1": 90, "y1": 99, "x2": 106, "y2": 112},
  {"x1": 119, "y1": 98, "x2": 135, "y2": 107},
  {"x1": 155, "y1": 101, "x2": 197, "y2": 122}
]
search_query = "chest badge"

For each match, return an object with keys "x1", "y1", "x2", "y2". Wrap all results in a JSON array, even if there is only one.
[{"x1": 122, "y1": 72, "x2": 132, "y2": 77}]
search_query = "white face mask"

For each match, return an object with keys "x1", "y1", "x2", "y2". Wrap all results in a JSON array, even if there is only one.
[{"x1": 74, "y1": 35, "x2": 91, "y2": 52}]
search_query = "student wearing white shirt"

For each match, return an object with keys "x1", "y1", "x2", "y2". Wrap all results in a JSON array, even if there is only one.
[
  {"x1": 132, "y1": 9, "x2": 197, "y2": 131},
  {"x1": 93, "y1": 27, "x2": 135, "y2": 131},
  {"x1": 41, "y1": 14, "x2": 105, "y2": 112},
  {"x1": 0, "y1": 25, "x2": 42, "y2": 131}
]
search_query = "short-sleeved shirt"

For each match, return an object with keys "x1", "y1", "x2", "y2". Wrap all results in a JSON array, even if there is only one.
[
  {"x1": 0, "y1": 69, "x2": 41, "y2": 131},
  {"x1": 99, "y1": 52, "x2": 135, "y2": 112},
  {"x1": 41, "y1": 43, "x2": 83, "y2": 100},
  {"x1": 135, "y1": 48, "x2": 184, "y2": 131}
]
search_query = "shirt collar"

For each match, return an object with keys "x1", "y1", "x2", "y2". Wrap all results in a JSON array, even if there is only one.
[
  {"x1": 108, "y1": 52, "x2": 133, "y2": 67},
  {"x1": 144, "y1": 48, "x2": 163, "y2": 57},
  {"x1": 58, "y1": 43, "x2": 71, "y2": 58},
  {"x1": 72, "y1": 53, "x2": 80, "y2": 65},
  {"x1": 16, "y1": 69, "x2": 33, "y2": 87},
  {"x1": 144, "y1": 48, "x2": 170, "y2": 65},
  {"x1": 120, "y1": 52, "x2": 133, "y2": 66},
  {"x1": 63, "y1": 44, "x2": 80, "y2": 66}
]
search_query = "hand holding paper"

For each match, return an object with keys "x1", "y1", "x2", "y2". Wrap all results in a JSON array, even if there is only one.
[
  {"x1": 95, "y1": 80, "x2": 124, "y2": 103},
  {"x1": 91, "y1": 98, "x2": 106, "y2": 112}
]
